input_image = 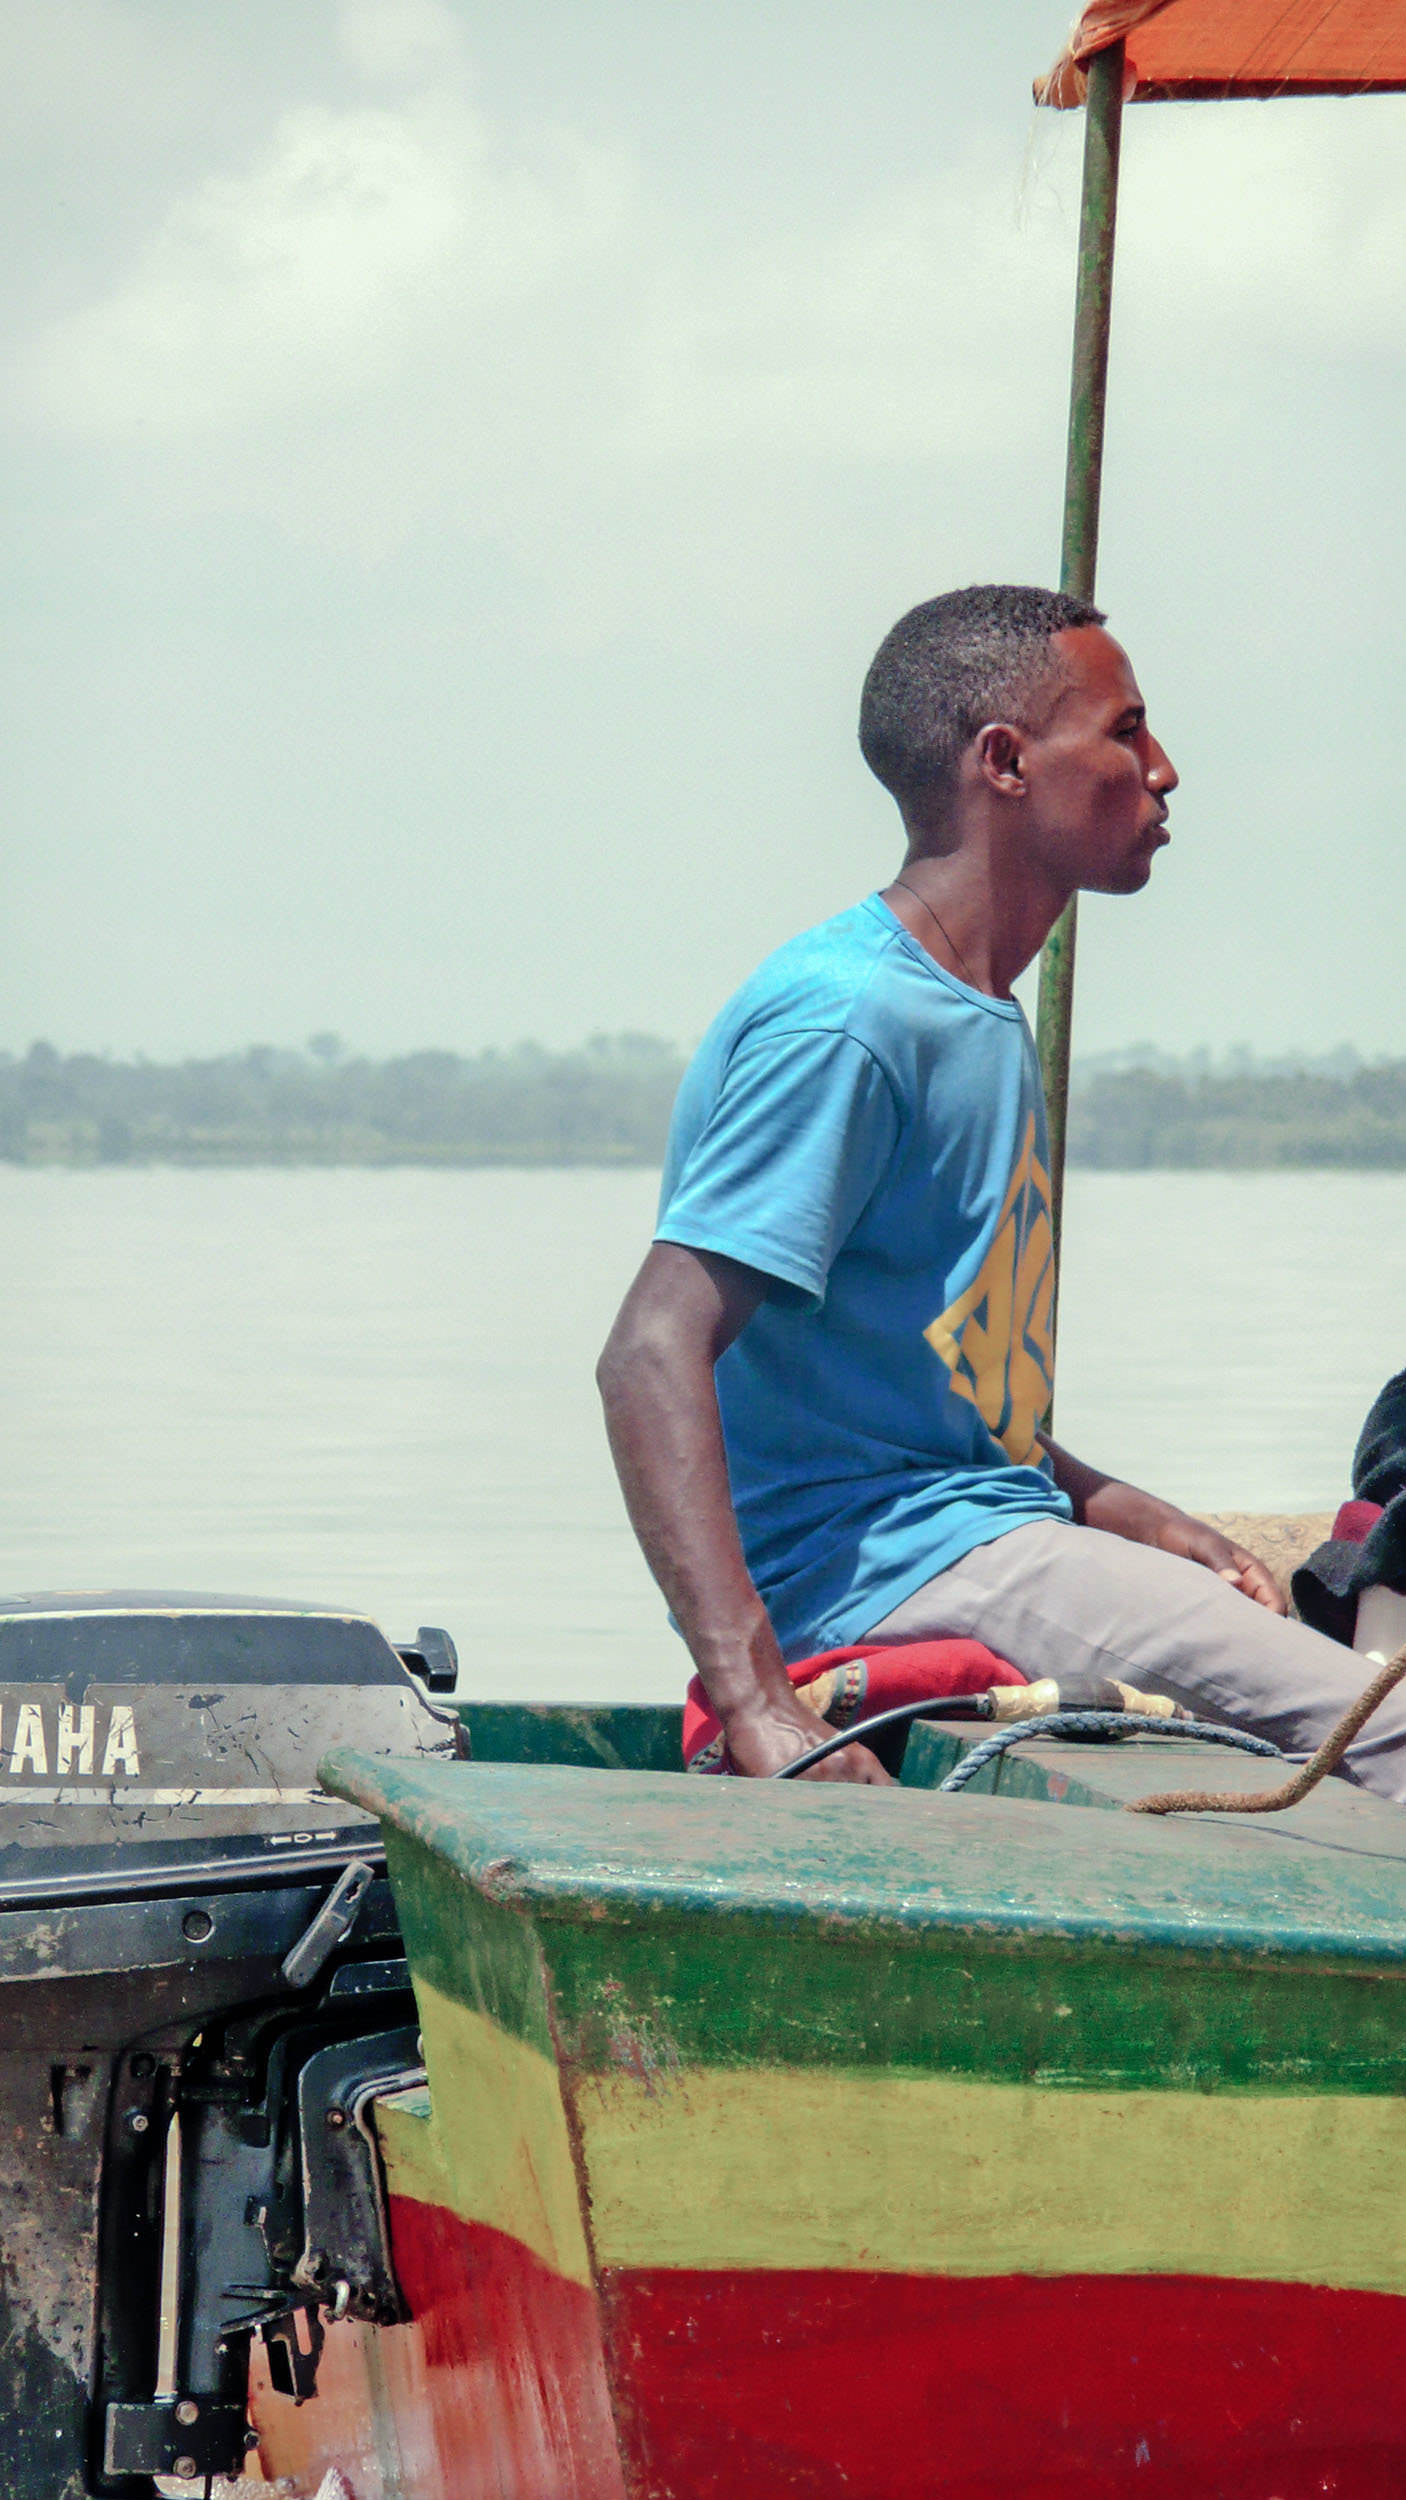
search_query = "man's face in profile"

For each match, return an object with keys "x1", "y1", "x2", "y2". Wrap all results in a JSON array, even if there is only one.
[{"x1": 1021, "y1": 625, "x2": 1178, "y2": 895}]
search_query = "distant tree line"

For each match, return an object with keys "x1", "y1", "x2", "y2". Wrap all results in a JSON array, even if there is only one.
[
  {"x1": 0, "y1": 1035, "x2": 685, "y2": 1167},
  {"x1": 1068, "y1": 1060, "x2": 1406, "y2": 1170},
  {"x1": 2, "y1": 1037, "x2": 1404, "y2": 1170}
]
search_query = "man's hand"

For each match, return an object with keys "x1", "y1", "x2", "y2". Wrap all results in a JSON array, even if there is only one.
[
  {"x1": 725, "y1": 1697, "x2": 892, "y2": 1783},
  {"x1": 1040, "y1": 1434, "x2": 1288, "y2": 1616},
  {"x1": 1134, "y1": 1505, "x2": 1286, "y2": 1613}
]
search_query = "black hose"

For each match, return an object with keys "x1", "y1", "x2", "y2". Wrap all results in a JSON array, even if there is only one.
[{"x1": 772, "y1": 1692, "x2": 994, "y2": 1777}]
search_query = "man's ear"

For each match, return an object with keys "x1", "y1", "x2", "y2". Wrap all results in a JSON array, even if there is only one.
[{"x1": 974, "y1": 721, "x2": 1025, "y2": 795}]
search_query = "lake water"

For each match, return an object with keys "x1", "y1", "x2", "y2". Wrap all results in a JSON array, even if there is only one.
[{"x1": 2, "y1": 1166, "x2": 1402, "y2": 1704}]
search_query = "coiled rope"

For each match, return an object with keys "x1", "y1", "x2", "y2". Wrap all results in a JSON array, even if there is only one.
[
  {"x1": 770, "y1": 1644, "x2": 1406, "y2": 1817},
  {"x1": 936, "y1": 1712, "x2": 1282, "y2": 1793},
  {"x1": 1128, "y1": 1642, "x2": 1406, "y2": 1817}
]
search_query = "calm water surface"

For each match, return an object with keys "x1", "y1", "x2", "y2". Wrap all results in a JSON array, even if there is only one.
[{"x1": 2, "y1": 1167, "x2": 1401, "y2": 1702}]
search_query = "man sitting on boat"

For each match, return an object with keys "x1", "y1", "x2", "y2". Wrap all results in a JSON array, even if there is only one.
[{"x1": 597, "y1": 585, "x2": 1406, "y2": 1800}]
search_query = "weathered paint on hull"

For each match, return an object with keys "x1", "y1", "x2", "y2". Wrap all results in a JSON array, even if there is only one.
[
  {"x1": 253, "y1": 2192, "x2": 1406, "y2": 2499},
  {"x1": 246, "y1": 2202, "x2": 624, "y2": 2500},
  {"x1": 286, "y1": 1755, "x2": 1406, "y2": 2500},
  {"x1": 246, "y1": 2307, "x2": 443, "y2": 2500},
  {"x1": 389, "y1": 2202, "x2": 625, "y2": 2499},
  {"x1": 385, "y1": 2206, "x2": 1406, "y2": 2499}
]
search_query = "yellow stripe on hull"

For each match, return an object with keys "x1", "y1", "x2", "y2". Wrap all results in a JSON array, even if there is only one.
[
  {"x1": 389, "y1": 1979, "x2": 594, "y2": 2288},
  {"x1": 571, "y1": 2064, "x2": 1406, "y2": 2294}
]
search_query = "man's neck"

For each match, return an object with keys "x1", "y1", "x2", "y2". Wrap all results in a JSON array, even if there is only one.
[{"x1": 883, "y1": 850, "x2": 1069, "y2": 999}]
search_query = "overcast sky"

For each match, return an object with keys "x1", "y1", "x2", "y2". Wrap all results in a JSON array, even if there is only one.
[{"x1": 3, "y1": 0, "x2": 1403, "y2": 1063}]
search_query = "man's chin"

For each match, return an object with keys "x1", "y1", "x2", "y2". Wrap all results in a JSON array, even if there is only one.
[
  {"x1": 1088, "y1": 857, "x2": 1157, "y2": 896},
  {"x1": 1116, "y1": 836, "x2": 1169, "y2": 893}
]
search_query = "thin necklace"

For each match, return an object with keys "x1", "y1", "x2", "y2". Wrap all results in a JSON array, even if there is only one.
[{"x1": 888, "y1": 878, "x2": 985, "y2": 992}]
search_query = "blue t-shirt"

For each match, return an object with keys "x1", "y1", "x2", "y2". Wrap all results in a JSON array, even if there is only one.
[{"x1": 655, "y1": 894, "x2": 1071, "y2": 1657}]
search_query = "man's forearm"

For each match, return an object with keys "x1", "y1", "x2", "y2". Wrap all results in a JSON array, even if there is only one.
[
  {"x1": 597, "y1": 1332, "x2": 795, "y2": 1727},
  {"x1": 597, "y1": 1241, "x2": 895, "y2": 1776},
  {"x1": 1039, "y1": 1433, "x2": 1161, "y2": 1536},
  {"x1": 1038, "y1": 1432, "x2": 1286, "y2": 1612}
]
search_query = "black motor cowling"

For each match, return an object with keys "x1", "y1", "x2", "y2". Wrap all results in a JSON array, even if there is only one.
[{"x1": 0, "y1": 1592, "x2": 461, "y2": 2498}]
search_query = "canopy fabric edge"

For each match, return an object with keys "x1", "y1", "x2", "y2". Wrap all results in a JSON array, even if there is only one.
[
  {"x1": 1131, "y1": 74, "x2": 1406, "y2": 96},
  {"x1": 1037, "y1": 0, "x2": 1169, "y2": 106},
  {"x1": 1036, "y1": 1, "x2": 1406, "y2": 108}
]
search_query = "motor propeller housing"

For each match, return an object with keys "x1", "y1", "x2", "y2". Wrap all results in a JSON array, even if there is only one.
[{"x1": 0, "y1": 1592, "x2": 461, "y2": 2497}]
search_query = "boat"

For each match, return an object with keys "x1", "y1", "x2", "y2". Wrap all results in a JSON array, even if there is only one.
[
  {"x1": 7, "y1": 4, "x2": 1406, "y2": 2495},
  {"x1": 312, "y1": 1667, "x2": 1406, "y2": 2500},
  {"x1": 8, "y1": 1528, "x2": 1406, "y2": 2499}
]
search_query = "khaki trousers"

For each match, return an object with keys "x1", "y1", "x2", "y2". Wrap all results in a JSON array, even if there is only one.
[{"x1": 866, "y1": 1517, "x2": 1406, "y2": 1807}]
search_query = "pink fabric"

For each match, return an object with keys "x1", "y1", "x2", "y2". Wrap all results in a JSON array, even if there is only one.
[{"x1": 1334, "y1": 1499, "x2": 1385, "y2": 1545}]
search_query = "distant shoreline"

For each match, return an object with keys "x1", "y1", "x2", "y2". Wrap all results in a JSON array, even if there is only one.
[
  {"x1": 4, "y1": 1039, "x2": 1405, "y2": 1173},
  {"x1": 2, "y1": 1142, "x2": 666, "y2": 1170},
  {"x1": 9, "y1": 1144, "x2": 1406, "y2": 1173}
]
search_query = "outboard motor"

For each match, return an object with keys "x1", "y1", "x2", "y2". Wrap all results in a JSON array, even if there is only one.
[{"x1": 0, "y1": 1592, "x2": 463, "y2": 2498}]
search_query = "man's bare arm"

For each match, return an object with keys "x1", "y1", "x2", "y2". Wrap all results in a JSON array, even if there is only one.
[
  {"x1": 597, "y1": 1242, "x2": 890, "y2": 1780},
  {"x1": 1039, "y1": 1434, "x2": 1286, "y2": 1614}
]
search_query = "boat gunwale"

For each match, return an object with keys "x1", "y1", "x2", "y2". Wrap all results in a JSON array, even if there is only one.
[{"x1": 320, "y1": 1749, "x2": 1406, "y2": 1972}]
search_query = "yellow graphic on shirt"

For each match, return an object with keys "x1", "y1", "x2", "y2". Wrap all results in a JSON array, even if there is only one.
[{"x1": 923, "y1": 1113, "x2": 1054, "y2": 1466}]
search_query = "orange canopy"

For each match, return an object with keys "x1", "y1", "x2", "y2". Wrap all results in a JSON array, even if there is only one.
[{"x1": 1037, "y1": 0, "x2": 1406, "y2": 105}]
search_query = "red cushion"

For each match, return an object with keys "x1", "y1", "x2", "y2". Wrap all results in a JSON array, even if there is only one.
[{"x1": 682, "y1": 1637, "x2": 1025, "y2": 1770}]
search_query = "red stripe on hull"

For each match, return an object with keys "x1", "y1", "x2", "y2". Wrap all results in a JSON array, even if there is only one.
[
  {"x1": 264, "y1": 2200, "x2": 1406, "y2": 2499},
  {"x1": 600, "y1": 2266, "x2": 1406, "y2": 2499},
  {"x1": 387, "y1": 2198, "x2": 627, "y2": 2500},
  {"x1": 253, "y1": 2198, "x2": 627, "y2": 2500}
]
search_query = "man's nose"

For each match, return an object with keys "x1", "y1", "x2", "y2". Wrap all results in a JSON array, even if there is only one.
[{"x1": 1147, "y1": 736, "x2": 1178, "y2": 796}]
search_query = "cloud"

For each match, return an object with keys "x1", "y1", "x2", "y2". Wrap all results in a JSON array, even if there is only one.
[
  {"x1": 16, "y1": 10, "x2": 630, "y2": 436},
  {"x1": 9, "y1": 31, "x2": 1401, "y2": 638}
]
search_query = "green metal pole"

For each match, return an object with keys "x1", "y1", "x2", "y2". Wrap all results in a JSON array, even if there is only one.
[{"x1": 1036, "y1": 36, "x2": 1125, "y2": 1397}]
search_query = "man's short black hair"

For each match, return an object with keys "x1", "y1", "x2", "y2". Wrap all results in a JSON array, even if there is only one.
[{"x1": 858, "y1": 584, "x2": 1106, "y2": 810}]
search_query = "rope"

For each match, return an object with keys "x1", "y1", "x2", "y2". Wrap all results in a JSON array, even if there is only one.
[
  {"x1": 936, "y1": 1712, "x2": 1282, "y2": 1793},
  {"x1": 1127, "y1": 1642, "x2": 1406, "y2": 1818}
]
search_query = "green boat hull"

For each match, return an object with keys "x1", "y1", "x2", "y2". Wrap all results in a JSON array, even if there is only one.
[{"x1": 241, "y1": 1705, "x2": 1406, "y2": 2498}]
